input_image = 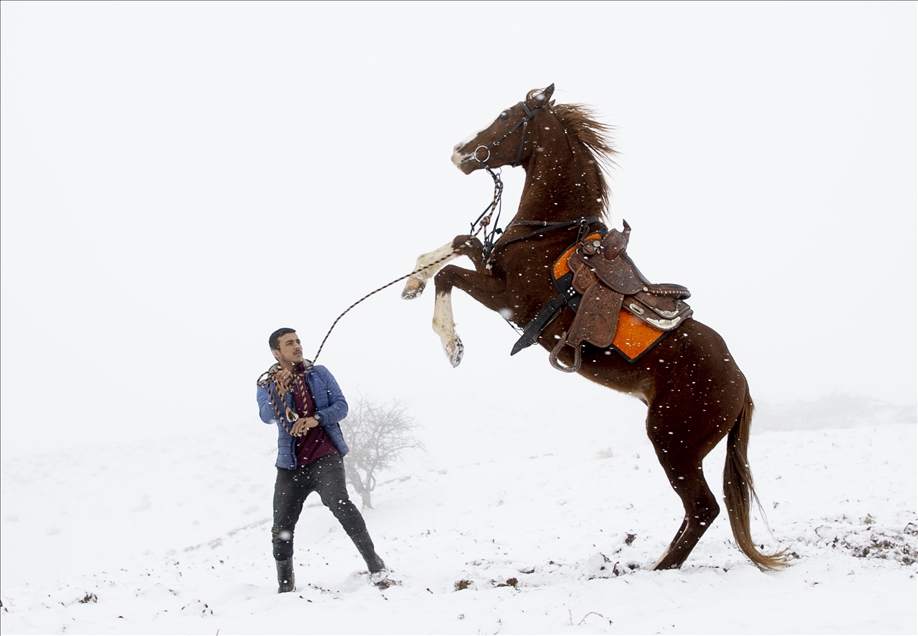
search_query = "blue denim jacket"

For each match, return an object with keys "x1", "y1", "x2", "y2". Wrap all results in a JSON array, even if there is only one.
[{"x1": 256, "y1": 364, "x2": 350, "y2": 469}]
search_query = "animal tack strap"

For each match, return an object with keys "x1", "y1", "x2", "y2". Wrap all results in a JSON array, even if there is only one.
[
  {"x1": 470, "y1": 165, "x2": 506, "y2": 265},
  {"x1": 480, "y1": 101, "x2": 546, "y2": 168},
  {"x1": 509, "y1": 288, "x2": 576, "y2": 356},
  {"x1": 501, "y1": 216, "x2": 604, "y2": 249}
]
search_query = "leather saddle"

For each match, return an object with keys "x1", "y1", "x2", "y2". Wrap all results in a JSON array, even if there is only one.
[
  {"x1": 564, "y1": 220, "x2": 693, "y2": 351},
  {"x1": 510, "y1": 220, "x2": 693, "y2": 372}
]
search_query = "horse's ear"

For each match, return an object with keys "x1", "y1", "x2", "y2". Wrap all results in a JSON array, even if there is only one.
[{"x1": 534, "y1": 84, "x2": 555, "y2": 104}]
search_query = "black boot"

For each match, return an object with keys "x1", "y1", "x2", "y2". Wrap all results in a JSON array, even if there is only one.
[
  {"x1": 276, "y1": 558, "x2": 295, "y2": 593},
  {"x1": 351, "y1": 530, "x2": 386, "y2": 574}
]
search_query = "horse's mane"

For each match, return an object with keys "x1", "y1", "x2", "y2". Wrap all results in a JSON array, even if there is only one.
[{"x1": 538, "y1": 91, "x2": 616, "y2": 216}]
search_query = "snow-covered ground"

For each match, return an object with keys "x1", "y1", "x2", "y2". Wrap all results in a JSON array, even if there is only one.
[{"x1": 1, "y1": 393, "x2": 915, "y2": 634}]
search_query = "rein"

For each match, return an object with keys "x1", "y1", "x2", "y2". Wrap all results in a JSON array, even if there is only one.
[
  {"x1": 469, "y1": 160, "x2": 604, "y2": 263},
  {"x1": 466, "y1": 102, "x2": 544, "y2": 264},
  {"x1": 501, "y1": 216, "x2": 605, "y2": 247},
  {"x1": 467, "y1": 164, "x2": 505, "y2": 264},
  {"x1": 468, "y1": 101, "x2": 602, "y2": 262}
]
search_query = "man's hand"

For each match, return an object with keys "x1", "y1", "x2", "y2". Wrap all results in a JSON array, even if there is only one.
[
  {"x1": 291, "y1": 416, "x2": 319, "y2": 437},
  {"x1": 274, "y1": 368, "x2": 294, "y2": 394}
]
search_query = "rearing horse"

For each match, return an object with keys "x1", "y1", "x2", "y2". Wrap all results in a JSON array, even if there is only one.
[{"x1": 402, "y1": 84, "x2": 785, "y2": 571}]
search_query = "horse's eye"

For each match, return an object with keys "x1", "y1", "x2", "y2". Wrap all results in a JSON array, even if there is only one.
[{"x1": 499, "y1": 111, "x2": 510, "y2": 120}]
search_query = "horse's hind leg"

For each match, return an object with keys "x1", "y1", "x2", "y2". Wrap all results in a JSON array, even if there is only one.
[
  {"x1": 651, "y1": 468, "x2": 719, "y2": 570},
  {"x1": 647, "y1": 415, "x2": 723, "y2": 570}
]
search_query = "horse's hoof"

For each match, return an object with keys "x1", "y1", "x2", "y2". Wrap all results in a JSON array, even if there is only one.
[
  {"x1": 401, "y1": 278, "x2": 427, "y2": 300},
  {"x1": 446, "y1": 339, "x2": 464, "y2": 368}
]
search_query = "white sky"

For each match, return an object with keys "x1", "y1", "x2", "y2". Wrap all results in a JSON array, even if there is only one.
[{"x1": 1, "y1": 2, "x2": 915, "y2": 452}]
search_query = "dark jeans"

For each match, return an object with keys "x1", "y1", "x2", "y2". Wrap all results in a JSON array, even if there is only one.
[{"x1": 271, "y1": 452, "x2": 368, "y2": 561}]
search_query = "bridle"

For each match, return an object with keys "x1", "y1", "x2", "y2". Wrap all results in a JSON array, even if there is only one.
[
  {"x1": 472, "y1": 101, "x2": 546, "y2": 169},
  {"x1": 466, "y1": 100, "x2": 602, "y2": 264},
  {"x1": 465, "y1": 101, "x2": 547, "y2": 263}
]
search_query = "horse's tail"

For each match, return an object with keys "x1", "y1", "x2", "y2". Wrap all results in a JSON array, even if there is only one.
[{"x1": 723, "y1": 386, "x2": 788, "y2": 570}]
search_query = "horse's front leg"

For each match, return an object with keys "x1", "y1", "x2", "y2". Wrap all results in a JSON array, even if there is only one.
[
  {"x1": 432, "y1": 263, "x2": 507, "y2": 367},
  {"x1": 401, "y1": 236, "x2": 482, "y2": 300}
]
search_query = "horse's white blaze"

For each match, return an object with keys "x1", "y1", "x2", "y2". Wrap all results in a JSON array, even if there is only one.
[
  {"x1": 451, "y1": 115, "x2": 499, "y2": 168},
  {"x1": 453, "y1": 130, "x2": 479, "y2": 151},
  {"x1": 450, "y1": 150, "x2": 470, "y2": 168}
]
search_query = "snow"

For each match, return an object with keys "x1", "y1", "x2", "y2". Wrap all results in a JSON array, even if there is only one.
[
  {"x1": 1, "y1": 394, "x2": 915, "y2": 634},
  {"x1": 2, "y1": 2, "x2": 916, "y2": 634}
]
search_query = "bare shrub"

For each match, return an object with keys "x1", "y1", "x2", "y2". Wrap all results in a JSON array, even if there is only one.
[{"x1": 340, "y1": 397, "x2": 424, "y2": 509}]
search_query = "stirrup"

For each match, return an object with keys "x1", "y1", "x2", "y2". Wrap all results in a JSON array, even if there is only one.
[{"x1": 549, "y1": 332, "x2": 581, "y2": 373}]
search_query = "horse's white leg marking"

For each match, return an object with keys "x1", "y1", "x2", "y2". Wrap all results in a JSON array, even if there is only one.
[
  {"x1": 402, "y1": 240, "x2": 465, "y2": 366},
  {"x1": 401, "y1": 241, "x2": 457, "y2": 300},
  {"x1": 652, "y1": 547, "x2": 674, "y2": 571},
  {"x1": 651, "y1": 523, "x2": 688, "y2": 570},
  {"x1": 433, "y1": 291, "x2": 464, "y2": 368}
]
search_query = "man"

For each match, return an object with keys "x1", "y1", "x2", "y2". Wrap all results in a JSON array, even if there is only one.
[{"x1": 256, "y1": 327, "x2": 386, "y2": 593}]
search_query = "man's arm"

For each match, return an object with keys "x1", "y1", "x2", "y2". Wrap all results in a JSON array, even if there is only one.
[
  {"x1": 256, "y1": 383, "x2": 281, "y2": 424},
  {"x1": 313, "y1": 366, "x2": 349, "y2": 425}
]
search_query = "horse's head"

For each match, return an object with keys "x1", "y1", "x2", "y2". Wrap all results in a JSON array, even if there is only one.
[{"x1": 451, "y1": 84, "x2": 555, "y2": 174}]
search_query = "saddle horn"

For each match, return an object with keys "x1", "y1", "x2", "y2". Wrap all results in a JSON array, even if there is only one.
[{"x1": 601, "y1": 219, "x2": 632, "y2": 260}]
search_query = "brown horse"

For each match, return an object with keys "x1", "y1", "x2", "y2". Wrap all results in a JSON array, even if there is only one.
[{"x1": 402, "y1": 84, "x2": 786, "y2": 571}]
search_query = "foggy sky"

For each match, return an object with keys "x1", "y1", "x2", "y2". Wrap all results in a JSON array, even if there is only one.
[{"x1": 1, "y1": 2, "x2": 915, "y2": 455}]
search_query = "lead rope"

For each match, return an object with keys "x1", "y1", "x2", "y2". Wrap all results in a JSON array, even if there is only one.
[
  {"x1": 256, "y1": 364, "x2": 319, "y2": 435},
  {"x1": 312, "y1": 164, "x2": 505, "y2": 363},
  {"x1": 256, "y1": 250, "x2": 463, "y2": 434},
  {"x1": 256, "y1": 363, "x2": 297, "y2": 435},
  {"x1": 309, "y1": 248, "x2": 463, "y2": 366},
  {"x1": 257, "y1": 168, "x2": 503, "y2": 408}
]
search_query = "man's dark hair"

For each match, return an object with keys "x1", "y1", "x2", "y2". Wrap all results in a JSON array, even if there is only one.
[{"x1": 269, "y1": 327, "x2": 297, "y2": 351}]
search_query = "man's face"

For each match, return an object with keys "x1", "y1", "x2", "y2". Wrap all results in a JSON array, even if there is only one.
[{"x1": 273, "y1": 332, "x2": 304, "y2": 366}]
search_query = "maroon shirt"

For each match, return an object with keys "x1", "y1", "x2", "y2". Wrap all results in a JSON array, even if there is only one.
[{"x1": 291, "y1": 370, "x2": 339, "y2": 467}]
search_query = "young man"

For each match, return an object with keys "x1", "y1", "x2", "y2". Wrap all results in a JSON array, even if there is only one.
[{"x1": 256, "y1": 327, "x2": 386, "y2": 593}]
